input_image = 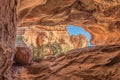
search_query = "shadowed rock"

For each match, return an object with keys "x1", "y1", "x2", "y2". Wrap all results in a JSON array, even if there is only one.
[
  {"x1": 13, "y1": 44, "x2": 120, "y2": 80},
  {"x1": 15, "y1": 47, "x2": 33, "y2": 65}
]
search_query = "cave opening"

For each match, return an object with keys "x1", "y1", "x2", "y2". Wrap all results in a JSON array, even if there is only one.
[
  {"x1": 67, "y1": 25, "x2": 92, "y2": 46},
  {"x1": 15, "y1": 25, "x2": 93, "y2": 60}
]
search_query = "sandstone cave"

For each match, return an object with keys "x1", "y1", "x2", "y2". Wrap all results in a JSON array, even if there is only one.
[{"x1": 0, "y1": 0, "x2": 120, "y2": 80}]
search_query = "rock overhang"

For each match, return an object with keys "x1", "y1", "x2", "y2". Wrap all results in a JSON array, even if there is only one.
[{"x1": 17, "y1": 0, "x2": 120, "y2": 45}]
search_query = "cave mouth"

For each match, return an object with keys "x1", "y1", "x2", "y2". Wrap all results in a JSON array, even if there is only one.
[
  {"x1": 67, "y1": 25, "x2": 92, "y2": 46},
  {"x1": 15, "y1": 25, "x2": 93, "y2": 59}
]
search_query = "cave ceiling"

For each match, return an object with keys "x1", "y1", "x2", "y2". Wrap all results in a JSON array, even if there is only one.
[{"x1": 18, "y1": 0, "x2": 120, "y2": 45}]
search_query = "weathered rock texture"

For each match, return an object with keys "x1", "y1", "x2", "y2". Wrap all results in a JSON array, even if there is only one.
[
  {"x1": 13, "y1": 44, "x2": 120, "y2": 80},
  {"x1": 0, "y1": 0, "x2": 18, "y2": 79},
  {"x1": 15, "y1": 47, "x2": 33, "y2": 65},
  {"x1": 16, "y1": 25, "x2": 88, "y2": 56},
  {"x1": 0, "y1": 0, "x2": 120, "y2": 80},
  {"x1": 18, "y1": 0, "x2": 120, "y2": 46}
]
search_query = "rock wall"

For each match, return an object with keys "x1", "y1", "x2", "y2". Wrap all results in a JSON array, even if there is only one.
[
  {"x1": 17, "y1": 0, "x2": 120, "y2": 46},
  {"x1": 0, "y1": 0, "x2": 120, "y2": 80},
  {"x1": 13, "y1": 44, "x2": 120, "y2": 80},
  {"x1": 0, "y1": 0, "x2": 18, "y2": 79}
]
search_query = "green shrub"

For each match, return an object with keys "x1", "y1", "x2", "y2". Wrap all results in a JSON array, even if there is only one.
[
  {"x1": 33, "y1": 41, "x2": 62, "y2": 59},
  {"x1": 62, "y1": 46, "x2": 72, "y2": 53}
]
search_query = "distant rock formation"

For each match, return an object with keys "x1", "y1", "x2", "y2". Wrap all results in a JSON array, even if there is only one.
[
  {"x1": 16, "y1": 25, "x2": 88, "y2": 56},
  {"x1": 70, "y1": 35, "x2": 88, "y2": 48}
]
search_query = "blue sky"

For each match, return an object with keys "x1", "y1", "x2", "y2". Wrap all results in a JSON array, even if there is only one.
[{"x1": 67, "y1": 25, "x2": 92, "y2": 46}]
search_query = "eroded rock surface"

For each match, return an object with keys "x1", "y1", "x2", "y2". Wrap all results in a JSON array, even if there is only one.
[
  {"x1": 13, "y1": 44, "x2": 120, "y2": 80},
  {"x1": 15, "y1": 47, "x2": 33, "y2": 65},
  {"x1": 0, "y1": 0, "x2": 18, "y2": 79},
  {"x1": 17, "y1": 0, "x2": 120, "y2": 45},
  {"x1": 0, "y1": 0, "x2": 120, "y2": 80}
]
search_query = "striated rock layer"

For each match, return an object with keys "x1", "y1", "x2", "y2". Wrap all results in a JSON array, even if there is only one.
[
  {"x1": 13, "y1": 44, "x2": 120, "y2": 80},
  {"x1": 0, "y1": 0, "x2": 120, "y2": 80},
  {"x1": 17, "y1": 0, "x2": 120, "y2": 45}
]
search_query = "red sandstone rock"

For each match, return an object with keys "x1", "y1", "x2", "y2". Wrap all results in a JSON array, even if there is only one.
[
  {"x1": 1, "y1": 0, "x2": 120, "y2": 80},
  {"x1": 70, "y1": 34, "x2": 88, "y2": 48},
  {"x1": 17, "y1": 0, "x2": 120, "y2": 45},
  {"x1": 15, "y1": 47, "x2": 33, "y2": 65},
  {"x1": 13, "y1": 44, "x2": 120, "y2": 80},
  {"x1": 36, "y1": 32, "x2": 45, "y2": 46}
]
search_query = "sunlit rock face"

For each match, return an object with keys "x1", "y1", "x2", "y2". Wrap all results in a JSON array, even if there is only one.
[
  {"x1": 16, "y1": 25, "x2": 88, "y2": 56},
  {"x1": 70, "y1": 35, "x2": 88, "y2": 48},
  {"x1": 18, "y1": 0, "x2": 120, "y2": 46}
]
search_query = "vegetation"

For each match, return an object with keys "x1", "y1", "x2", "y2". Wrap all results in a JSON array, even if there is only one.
[
  {"x1": 32, "y1": 41, "x2": 73, "y2": 59},
  {"x1": 15, "y1": 35, "x2": 27, "y2": 47},
  {"x1": 32, "y1": 41, "x2": 62, "y2": 59},
  {"x1": 62, "y1": 46, "x2": 72, "y2": 53},
  {"x1": 16, "y1": 35, "x2": 72, "y2": 59}
]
